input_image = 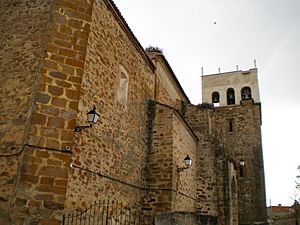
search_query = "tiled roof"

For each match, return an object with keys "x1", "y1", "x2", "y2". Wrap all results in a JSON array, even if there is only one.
[{"x1": 271, "y1": 206, "x2": 291, "y2": 213}]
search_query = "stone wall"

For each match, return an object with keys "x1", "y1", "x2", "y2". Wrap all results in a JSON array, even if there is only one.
[
  {"x1": 145, "y1": 103, "x2": 175, "y2": 213},
  {"x1": 1, "y1": 0, "x2": 96, "y2": 223},
  {"x1": 27, "y1": 0, "x2": 94, "y2": 151},
  {"x1": 211, "y1": 103, "x2": 267, "y2": 224},
  {"x1": 227, "y1": 161, "x2": 238, "y2": 225},
  {"x1": 13, "y1": 0, "x2": 95, "y2": 221},
  {"x1": 0, "y1": 0, "x2": 52, "y2": 155},
  {"x1": 0, "y1": 0, "x2": 196, "y2": 222},
  {"x1": 155, "y1": 76, "x2": 176, "y2": 108},
  {"x1": 155, "y1": 212, "x2": 218, "y2": 225},
  {"x1": 147, "y1": 51, "x2": 188, "y2": 109},
  {"x1": 145, "y1": 102, "x2": 198, "y2": 215},
  {"x1": 271, "y1": 214, "x2": 299, "y2": 225},
  {"x1": 184, "y1": 104, "x2": 246, "y2": 225},
  {"x1": 0, "y1": 0, "x2": 53, "y2": 223},
  {"x1": 183, "y1": 105, "x2": 220, "y2": 217},
  {"x1": 12, "y1": 147, "x2": 71, "y2": 225},
  {"x1": 64, "y1": 0, "x2": 155, "y2": 210},
  {"x1": 0, "y1": 0, "x2": 267, "y2": 224},
  {"x1": 0, "y1": 157, "x2": 18, "y2": 224},
  {"x1": 173, "y1": 112, "x2": 197, "y2": 212},
  {"x1": 154, "y1": 59, "x2": 184, "y2": 108}
]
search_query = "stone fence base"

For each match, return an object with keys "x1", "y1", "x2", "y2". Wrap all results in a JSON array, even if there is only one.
[{"x1": 155, "y1": 212, "x2": 218, "y2": 225}]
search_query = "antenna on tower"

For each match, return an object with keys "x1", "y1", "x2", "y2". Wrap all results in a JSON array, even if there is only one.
[
  {"x1": 201, "y1": 67, "x2": 204, "y2": 76},
  {"x1": 254, "y1": 59, "x2": 257, "y2": 68}
]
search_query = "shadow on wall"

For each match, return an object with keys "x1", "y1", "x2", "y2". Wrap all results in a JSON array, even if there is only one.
[
  {"x1": 155, "y1": 212, "x2": 218, "y2": 225},
  {"x1": 0, "y1": 211, "x2": 11, "y2": 225}
]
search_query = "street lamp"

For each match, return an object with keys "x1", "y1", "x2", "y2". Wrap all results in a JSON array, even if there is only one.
[
  {"x1": 184, "y1": 155, "x2": 192, "y2": 167},
  {"x1": 177, "y1": 155, "x2": 192, "y2": 173},
  {"x1": 75, "y1": 107, "x2": 100, "y2": 132},
  {"x1": 239, "y1": 159, "x2": 245, "y2": 177},
  {"x1": 240, "y1": 159, "x2": 245, "y2": 167}
]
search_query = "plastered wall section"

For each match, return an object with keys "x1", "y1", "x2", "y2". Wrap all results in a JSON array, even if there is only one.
[
  {"x1": 64, "y1": 0, "x2": 155, "y2": 209},
  {"x1": 173, "y1": 112, "x2": 197, "y2": 212},
  {"x1": 202, "y1": 69, "x2": 260, "y2": 106}
]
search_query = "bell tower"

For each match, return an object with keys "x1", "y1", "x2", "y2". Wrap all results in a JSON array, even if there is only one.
[
  {"x1": 201, "y1": 68, "x2": 267, "y2": 225},
  {"x1": 201, "y1": 68, "x2": 260, "y2": 107}
]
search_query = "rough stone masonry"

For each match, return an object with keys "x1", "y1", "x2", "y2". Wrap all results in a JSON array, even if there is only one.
[{"x1": 0, "y1": 0, "x2": 267, "y2": 225}]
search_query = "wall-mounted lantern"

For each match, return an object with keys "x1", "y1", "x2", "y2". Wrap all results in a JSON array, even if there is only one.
[
  {"x1": 177, "y1": 155, "x2": 192, "y2": 173},
  {"x1": 240, "y1": 159, "x2": 245, "y2": 167},
  {"x1": 239, "y1": 159, "x2": 245, "y2": 177},
  {"x1": 75, "y1": 106, "x2": 100, "y2": 132}
]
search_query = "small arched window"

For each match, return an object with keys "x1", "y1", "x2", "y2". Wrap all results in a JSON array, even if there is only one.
[
  {"x1": 241, "y1": 86, "x2": 252, "y2": 101},
  {"x1": 117, "y1": 66, "x2": 129, "y2": 106},
  {"x1": 212, "y1": 91, "x2": 220, "y2": 103},
  {"x1": 227, "y1": 88, "x2": 235, "y2": 105}
]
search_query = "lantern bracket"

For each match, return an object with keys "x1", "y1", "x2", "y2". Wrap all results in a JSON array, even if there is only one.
[
  {"x1": 74, "y1": 107, "x2": 100, "y2": 133},
  {"x1": 74, "y1": 124, "x2": 93, "y2": 132}
]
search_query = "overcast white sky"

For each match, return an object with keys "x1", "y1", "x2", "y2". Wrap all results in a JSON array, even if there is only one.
[{"x1": 115, "y1": 0, "x2": 300, "y2": 206}]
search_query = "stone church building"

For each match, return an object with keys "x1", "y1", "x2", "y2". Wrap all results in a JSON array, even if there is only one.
[{"x1": 0, "y1": 0, "x2": 267, "y2": 224}]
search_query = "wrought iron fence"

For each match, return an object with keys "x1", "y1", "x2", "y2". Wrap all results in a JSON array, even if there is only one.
[{"x1": 63, "y1": 201, "x2": 153, "y2": 225}]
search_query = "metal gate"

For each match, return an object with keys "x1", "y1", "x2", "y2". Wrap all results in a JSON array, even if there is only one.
[{"x1": 62, "y1": 201, "x2": 153, "y2": 225}]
